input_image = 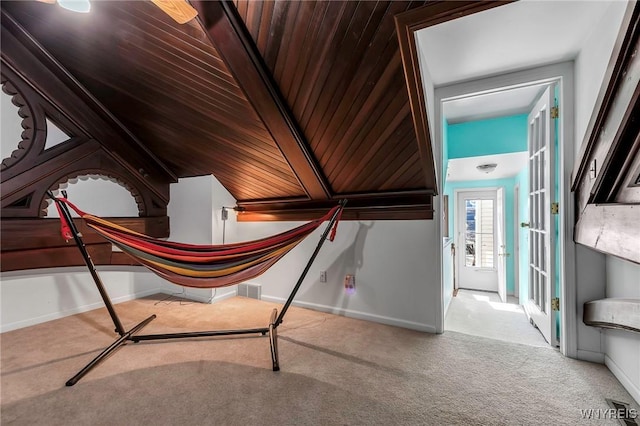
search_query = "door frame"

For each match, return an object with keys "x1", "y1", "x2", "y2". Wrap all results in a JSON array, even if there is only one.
[
  {"x1": 435, "y1": 62, "x2": 576, "y2": 357},
  {"x1": 513, "y1": 183, "x2": 520, "y2": 299}
]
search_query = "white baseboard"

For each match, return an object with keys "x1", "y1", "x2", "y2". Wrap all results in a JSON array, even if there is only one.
[
  {"x1": 576, "y1": 349, "x2": 605, "y2": 364},
  {"x1": 605, "y1": 354, "x2": 640, "y2": 405},
  {"x1": 261, "y1": 295, "x2": 436, "y2": 333},
  {"x1": 1, "y1": 286, "x2": 237, "y2": 333},
  {"x1": 1, "y1": 288, "x2": 161, "y2": 333}
]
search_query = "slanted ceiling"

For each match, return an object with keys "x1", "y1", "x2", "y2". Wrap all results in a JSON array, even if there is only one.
[{"x1": 1, "y1": 0, "x2": 435, "y2": 220}]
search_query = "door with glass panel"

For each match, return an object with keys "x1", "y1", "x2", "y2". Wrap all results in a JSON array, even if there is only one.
[
  {"x1": 456, "y1": 190, "x2": 498, "y2": 292},
  {"x1": 525, "y1": 85, "x2": 555, "y2": 345}
]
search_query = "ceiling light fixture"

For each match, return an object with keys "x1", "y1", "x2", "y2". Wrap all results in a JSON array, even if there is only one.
[
  {"x1": 476, "y1": 163, "x2": 498, "y2": 174},
  {"x1": 38, "y1": 0, "x2": 198, "y2": 23},
  {"x1": 57, "y1": 0, "x2": 91, "y2": 13}
]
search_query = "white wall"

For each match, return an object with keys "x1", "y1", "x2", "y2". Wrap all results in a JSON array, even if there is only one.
[
  {"x1": 1, "y1": 268, "x2": 162, "y2": 332},
  {"x1": 1, "y1": 174, "x2": 163, "y2": 332},
  {"x1": 46, "y1": 177, "x2": 139, "y2": 217},
  {"x1": 237, "y1": 218, "x2": 439, "y2": 332},
  {"x1": 604, "y1": 256, "x2": 640, "y2": 404},
  {"x1": 157, "y1": 175, "x2": 238, "y2": 303}
]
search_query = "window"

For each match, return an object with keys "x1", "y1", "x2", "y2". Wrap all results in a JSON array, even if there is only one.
[{"x1": 464, "y1": 199, "x2": 495, "y2": 268}]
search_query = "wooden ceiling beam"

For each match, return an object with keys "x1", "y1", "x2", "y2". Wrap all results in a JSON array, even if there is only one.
[
  {"x1": 394, "y1": 1, "x2": 513, "y2": 196},
  {"x1": 192, "y1": 0, "x2": 330, "y2": 200},
  {"x1": 235, "y1": 191, "x2": 433, "y2": 221}
]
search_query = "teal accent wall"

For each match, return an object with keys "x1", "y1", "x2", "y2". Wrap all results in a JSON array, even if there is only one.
[
  {"x1": 448, "y1": 114, "x2": 528, "y2": 159},
  {"x1": 444, "y1": 178, "x2": 518, "y2": 294}
]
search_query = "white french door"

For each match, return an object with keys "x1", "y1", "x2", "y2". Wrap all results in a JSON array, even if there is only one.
[{"x1": 525, "y1": 85, "x2": 556, "y2": 345}]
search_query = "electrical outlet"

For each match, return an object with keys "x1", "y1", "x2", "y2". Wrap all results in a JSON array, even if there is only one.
[
  {"x1": 344, "y1": 274, "x2": 355, "y2": 294},
  {"x1": 320, "y1": 271, "x2": 327, "y2": 282}
]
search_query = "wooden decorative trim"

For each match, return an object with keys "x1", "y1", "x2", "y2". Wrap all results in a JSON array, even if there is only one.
[
  {"x1": 0, "y1": 11, "x2": 177, "y2": 184},
  {"x1": 1, "y1": 65, "x2": 98, "y2": 183},
  {"x1": 0, "y1": 73, "x2": 36, "y2": 171},
  {"x1": 192, "y1": 0, "x2": 329, "y2": 200},
  {"x1": 1, "y1": 216, "x2": 169, "y2": 272},
  {"x1": 1, "y1": 22, "x2": 172, "y2": 218},
  {"x1": 238, "y1": 206, "x2": 433, "y2": 222},
  {"x1": 394, "y1": 1, "x2": 512, "y2": 195},
  {"x1": 2, "y1": 244, "x2": 114, "y2": 272},
  {"x1": 1, "y1": 140, "x2": 168, "y2": 218},
  {"x1": 2, "y1": 66, "x2": 142, "y2": 222},
  {"x1": 236, "y1": 192, "x2": 433, "y2": 221},
  {"x1": 1, "y1": 216, "x2": 169, "y2": 250}
]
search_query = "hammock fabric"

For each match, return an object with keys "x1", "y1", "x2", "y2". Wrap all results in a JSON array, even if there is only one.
[{"x1": 54, "y1": 198, "x2": 342, "y2": 289}]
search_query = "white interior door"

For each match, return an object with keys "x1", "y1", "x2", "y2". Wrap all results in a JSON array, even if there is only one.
[
  {"x1": 525, "y1": 85, "x2": 556, "y2": 345},
  {"x1": 496, "y1": 187, "x2": 507, "y2": 303},
  {"x1": 457, "y1": 190, "x2": 498, "y2": 292}
]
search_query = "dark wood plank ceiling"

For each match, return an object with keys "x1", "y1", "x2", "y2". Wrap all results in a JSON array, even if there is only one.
[
  {"x1": 2, "y1": 0, "x2": 435, "y2": 219},
  {"x1": 3, "y1": 0, "x2": 304, "y2": 201},
  {"x1": 234, "y1": 0, "x2": 427, "y2": 195}
]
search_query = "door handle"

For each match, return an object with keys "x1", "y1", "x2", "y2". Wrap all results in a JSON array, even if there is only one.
[{"x1": 520, "y1": 222, "x2": 530, "y2": 228}]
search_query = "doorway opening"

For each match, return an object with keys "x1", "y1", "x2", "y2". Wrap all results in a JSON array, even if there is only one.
[
  {"x1": 447, "y1": 185, "x2": 539, "y2": 346},
  {"x1": 437, "y1": 67, "x2": 570, "y2": 348}
]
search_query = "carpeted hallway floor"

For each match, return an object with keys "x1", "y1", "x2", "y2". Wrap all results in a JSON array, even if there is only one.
[
  {"x1": 1, "y1": 295, "x2": 638, "y2": 425},
  {"x1": 445, "y1": 289, "x2": 549, "y2": 347}
]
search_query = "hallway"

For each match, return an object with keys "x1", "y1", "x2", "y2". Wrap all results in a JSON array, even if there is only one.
[{"x1": 445, "y1": 289, "x2": 549, "y2": 348}]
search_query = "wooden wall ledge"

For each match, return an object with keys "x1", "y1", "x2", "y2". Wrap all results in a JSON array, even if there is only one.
[
  {"x1": 584, "y1": 298, "x2": 640, "y2": 333},
  {"x1": 0, "y1": 216, "x2": 168, "y2": 272}
]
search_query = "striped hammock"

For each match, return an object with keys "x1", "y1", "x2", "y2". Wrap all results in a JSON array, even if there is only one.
[{"x1": 54, "y1": 198, "x2": 342, "y2": 289}]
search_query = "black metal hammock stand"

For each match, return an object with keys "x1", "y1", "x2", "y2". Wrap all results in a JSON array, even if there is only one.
[{"x1": 47, "y1": 191, "x2": 346, "y2": 386}]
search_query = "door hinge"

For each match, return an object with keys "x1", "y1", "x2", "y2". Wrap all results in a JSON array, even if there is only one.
[
  {"x1": 551, "y1": 297, "x2": 560, "y2": 311},
  {"x1": 551, "y1": 202, "x2": 559, "y2": 214},
  {"x1": 551, "y1": 106, "x2": 559, "y2": 119}
]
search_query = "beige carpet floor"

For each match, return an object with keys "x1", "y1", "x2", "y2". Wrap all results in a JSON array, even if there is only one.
[
  {"x1": 445, "y1": 289, "x2": 549, "y2": 347},
  {"x1": 1, "y1": 295, "x2": 638, "y2": 425}
]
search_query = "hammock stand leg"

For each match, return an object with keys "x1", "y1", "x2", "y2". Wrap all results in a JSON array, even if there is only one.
[
  {"x1": 269, "y1": 308, "x2": 279, "y2": 371},
  {"x1": 131, "y1": 200, "x2": 346, "y2": 372},
  {"x1": 47, "y1": 191, "x2": 156, "y2": 386}
]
